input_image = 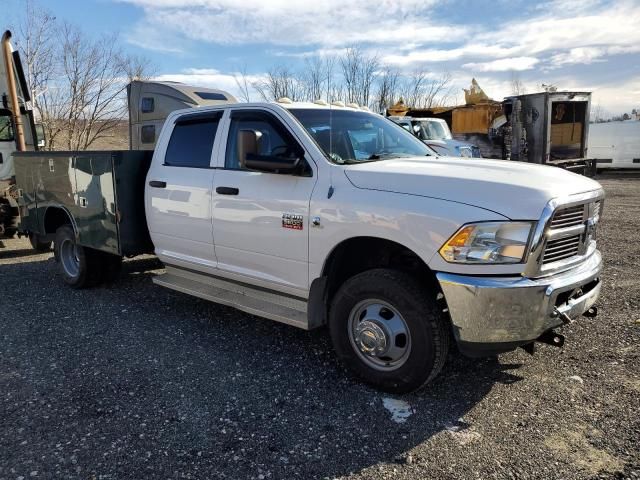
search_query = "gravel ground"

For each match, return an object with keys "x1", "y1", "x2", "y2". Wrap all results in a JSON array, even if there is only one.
[{"x1": 1, "y1": 175, "x2": 638, "y2": 480}]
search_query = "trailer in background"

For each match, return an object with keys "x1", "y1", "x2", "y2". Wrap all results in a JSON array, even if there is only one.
[
  {"x1": 502, "y1": 91, "x2": 593, "y2": 175},
  {"x1": 587, "y1": 120, "x2": 640, "y2": 170}
]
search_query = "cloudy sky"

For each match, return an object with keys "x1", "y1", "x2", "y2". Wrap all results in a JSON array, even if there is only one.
[{"x1": 16, "y1": 0, "x2": 640, "y2": 114}]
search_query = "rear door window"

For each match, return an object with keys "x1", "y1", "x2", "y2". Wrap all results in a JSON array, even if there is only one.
[{"x1": 164, "y1": 114, "x2": 221, "y2": 168}]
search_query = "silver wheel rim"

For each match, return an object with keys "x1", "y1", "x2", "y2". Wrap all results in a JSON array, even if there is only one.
[
  {"x1": 347, "y1": 299, "x2": 412, "y2": 371},
  {"x1": 59, "y1": 237, "x2": 80, "y2": 278}
]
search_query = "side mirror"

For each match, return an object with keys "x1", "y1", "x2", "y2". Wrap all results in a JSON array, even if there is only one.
[
  {"x1": 35, "y1": 123, "x2": 46, "y2": 149},
  {"x1": 245, "y1": 153, "x2": 301, "y2": 173},
  {"x1": 238, "y1": 129, "x2": 303, "y2": 174}
]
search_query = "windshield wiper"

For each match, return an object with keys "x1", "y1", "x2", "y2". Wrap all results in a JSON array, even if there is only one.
[{"x1": 367, "y1": 152, "x2": 407, "y2": 160}]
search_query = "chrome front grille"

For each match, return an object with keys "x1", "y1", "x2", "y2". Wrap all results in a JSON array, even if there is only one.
[
  {"x1": 543, "y1": 235, "x2": 582, "y2": 263},
  {"x1": 541, "y1": 199, "x2": 601, "y2": 268},
  {"x1": 524, "y1": 190, "x2": 604, "y2": 278},
  {"x1": 550, "y1": 204, "x2": 585, "y2": 228}
]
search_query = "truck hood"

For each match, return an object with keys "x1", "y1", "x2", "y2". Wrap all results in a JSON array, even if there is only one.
[{"x1": 343, "y1": 157, "x2": 603, "y2": 219}]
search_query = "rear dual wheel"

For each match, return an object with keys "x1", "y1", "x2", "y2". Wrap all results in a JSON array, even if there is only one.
[
  {"x1": 54, "y1": 225, "x2": 122, "y2": 288},
  {"x1": 29, "y1": 232, "x2": 52, "y2": 252},
  {"x1": 329, "y1": 268, "x2": 450, "y2": 394}
]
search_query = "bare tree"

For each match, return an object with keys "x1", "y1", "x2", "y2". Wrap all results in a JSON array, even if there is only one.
[
  {"x1": 123, "y1": 54, "x2": 154, "y2": 82},
  {"x1": 233, "y1": 64, "x2": 253, "y2": 102},
  {"x1": 421, "y1": 72, "x2": 454, "y2": 108},
  {"x1": 359, "y1": 54, "x2": 379, "y2": 108},
  {"x1": 339, "y1": 46, "x2": 379, "y2": 107},
  {"x1": 400, "y1": 69, "x2": 427, "y2": 107},
  {"x1": 252, "y1": 65, "x2": 304, "y2": 102},
  {"x1": 340, "y1": 47, "x2": 361, "y2": 104},
  {"x1": 15, "y1": 0, "x2": 57, "y2": 101},
  {"x1": 591, "y1": 103, "x2": 604, "y2": 123},
  {"x1": 300, "y1": 56, "x2": 326, "y2": 102},
  {"x1": 374, "y1": 65, "x2": 400, "y2": 113},
  {"x1": 398, "y1": 70, "x2": 454, "y2": 109},
  {"x1": 14, "y1": 2, "x2": 154, "y2": 150},
  {"x1": 56, "y1": 25, "x2": 130, "y2": 150},
  {"x1": 510, "y1": 71, "x2": 526, "y2": 96},
  {"x1": 13, "y1": 0, "x2": 59, "y2": 146}
]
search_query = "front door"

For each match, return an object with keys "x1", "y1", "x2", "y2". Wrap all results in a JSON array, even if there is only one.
[
  {"x1": 145, "y1": 111, "x2": 222, "y2": 272},
  {"x1": 211, "y1": 109, "x2": 316, "y2": 294}
]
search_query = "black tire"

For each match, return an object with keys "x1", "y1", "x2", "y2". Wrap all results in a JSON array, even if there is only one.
[
  {"x1": 329, "y1": 268, "x2": 450, "y2": 394},
  {"x1": 54, "y1": 225, "x2": 103, "y2": 288},
  {"x1": 100, "y1": 252, "x2": 123, "y2": 284},
  {"x1": 29, "y1": 232, "x2": 52, "y2": 252}
]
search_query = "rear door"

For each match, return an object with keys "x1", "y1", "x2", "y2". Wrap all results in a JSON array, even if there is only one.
[
  {"x1": 211, "y1": 108, "x2": 317, "y2": 294},
  {"x1": 145, "y1": 111, "x2": 223, "y2": 273}
]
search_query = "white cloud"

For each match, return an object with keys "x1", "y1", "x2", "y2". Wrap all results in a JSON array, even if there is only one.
[
  {"x1": 462, "y1": 57, "x2": 540, "y2": 72},
  {"x1": 154, "y1": 68, "x2": 267, "y2": 101},
  {"x1": 476, "y1": 1, "x2": 640, "y2": 58},
  {"x1": 119, "y1": 0, "x2": 640, "y2": 111},
  {"x1": 119, "y1": 0, "x2": 467, "y2": 48},
  {"x1": 549, "y1": 45, "x2": 640, "y2": 67},
  {"x1": 383, "y1": 1, "x2": 640, "y2": 69},
  {"x1": 549, "y1": 47, "x2": 606, "y2": 66}
]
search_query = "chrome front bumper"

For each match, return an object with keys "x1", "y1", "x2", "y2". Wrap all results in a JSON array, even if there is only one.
[{"x1": 436, "y1": 251, "x2": 602, "y2": 357}]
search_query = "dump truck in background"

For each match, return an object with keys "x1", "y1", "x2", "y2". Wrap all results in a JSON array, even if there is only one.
[{"x1": 0, "y1": 30, "x2": 40, "y2": 242}]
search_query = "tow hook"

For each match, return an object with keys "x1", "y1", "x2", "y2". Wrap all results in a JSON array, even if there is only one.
[{"x1": 552, "y1": 307, "x2": 573, "y2": 325}]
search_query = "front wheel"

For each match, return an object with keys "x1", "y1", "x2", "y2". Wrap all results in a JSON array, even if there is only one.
[{"x1": 329, "y1": 269, "x2": 450, "y2": 393}]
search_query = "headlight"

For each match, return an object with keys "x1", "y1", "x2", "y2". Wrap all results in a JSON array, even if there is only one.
[
  {"x1": 439, "y1": 221, "x2": 534, "y2": 264},
  {"x1": 457, "y1": 146, "x2": 472, "y2": 157}
]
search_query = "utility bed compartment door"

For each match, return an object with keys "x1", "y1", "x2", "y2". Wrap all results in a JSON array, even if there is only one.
[{"x1": 72, "y1": 153, "x2": 119, "y2": 255}]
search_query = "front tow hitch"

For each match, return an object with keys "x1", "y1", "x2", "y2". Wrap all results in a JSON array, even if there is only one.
[
  {"x1": 521, "y1": 304, "x2": 599, "y2": 355},
  {"x1": 552, "y1": 307, "x2": 573, "y2": 325}
]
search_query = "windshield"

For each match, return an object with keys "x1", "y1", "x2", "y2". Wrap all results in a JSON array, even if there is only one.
[
  {"x1": 412, "y1": 119, "x2": 452, "y2": 141},
  {"x1": 290, "y1": 109, "x2": 436, "y2": 164},
  {"x1": 0, "y1": 115, "x2": 14, "y2": 142}
]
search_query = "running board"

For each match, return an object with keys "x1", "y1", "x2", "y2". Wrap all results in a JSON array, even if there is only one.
[{"x1": 152, "y1": 265, "x2": 309, "y2": 330}]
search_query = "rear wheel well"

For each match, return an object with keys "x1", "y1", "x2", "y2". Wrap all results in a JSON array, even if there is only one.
[
  {"x1": 43, "y1": 207, "x2": 73, "y2": 235},
  {"x1": 322, "y1": 237, "x2": 438, "y2": 305}
]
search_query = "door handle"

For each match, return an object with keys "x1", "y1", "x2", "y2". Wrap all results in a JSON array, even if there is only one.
[
  {"x1": 216, "y1": 186, "x2": 239, "y2": 195},
  {"x1": 149, "y1": 180, "x2": 167, "y2": 188}
]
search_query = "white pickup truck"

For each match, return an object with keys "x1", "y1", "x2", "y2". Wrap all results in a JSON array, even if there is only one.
[{"x1": 15, "y1": 100, "x2": 604, "y2": 393}]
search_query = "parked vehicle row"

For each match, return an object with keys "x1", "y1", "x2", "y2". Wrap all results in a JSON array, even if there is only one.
[{"x1": 388, "y1": 116, "x2": 482, "y2": 158}]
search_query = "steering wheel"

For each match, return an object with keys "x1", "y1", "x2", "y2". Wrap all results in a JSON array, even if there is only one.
[{"x1": 271, "y1": 145, "x2": 298, "y2": 158}]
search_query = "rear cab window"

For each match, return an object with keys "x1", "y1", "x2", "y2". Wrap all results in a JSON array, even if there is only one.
[{"x1": 164, "y1": 112, "x2": 221, "y2": 168}]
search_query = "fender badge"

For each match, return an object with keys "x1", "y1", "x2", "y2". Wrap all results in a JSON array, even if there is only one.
[{"x1": 282, "y1": 213, "x2": 303, "y2": 230}]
